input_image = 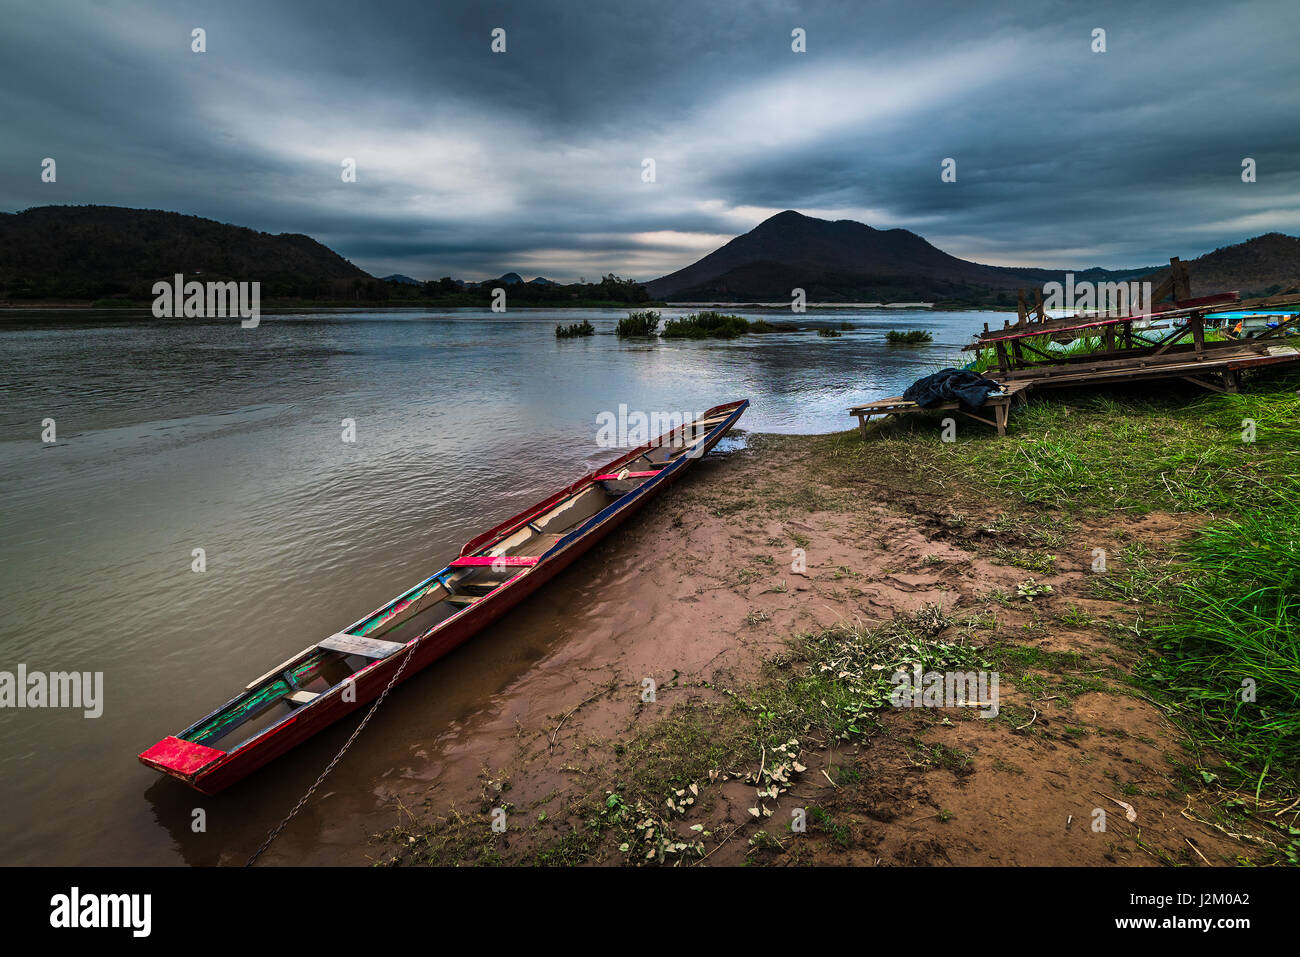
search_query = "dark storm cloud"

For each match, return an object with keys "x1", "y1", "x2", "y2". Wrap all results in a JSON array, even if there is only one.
[{"x1": 2, "y1": 0, "x2": 1297, "y2": 280}]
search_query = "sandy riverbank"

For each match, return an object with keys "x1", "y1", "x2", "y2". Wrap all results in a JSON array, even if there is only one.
[{"x1": 345, "y1": 404, "x2": 1292, "y2": 867}]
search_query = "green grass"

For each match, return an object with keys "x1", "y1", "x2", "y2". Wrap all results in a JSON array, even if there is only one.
[
  {"x1": 1139, "y1": 504, "x2": 1300, "y2": 794},
  {"x1": 807, "y1": 806, "x2": 852, "y2": 848},
  {"x1": 555, "y1": 319, "x2": 594, "y2": 339},
  {"x1": 841, "y1": 368, "x2": 1300, "y2": 796},
  {"x1": 839, "y1": 374, "x2": 1300, "y2": 515},
  {"x1": 885, "y1": 329, "x2": 933, "y2": 344},
  {"x1": 660, "y1": 311, "x2": 754, "y2": 339},
  {"x1": 1059, "y1": 604, "x2": 1094, "y2": 628},
  {"x1": 617, "y1": 310, "x2": 660, "y2": 337},
  {"x1": 580, "y1": 609, "x2": 993, "y2": 863},
  {"x1": 733, "y1": 607, "x2": 990, "y2": 745},
  {"x1": 990, "y1": 546, "x2": 1057, "y2": 574},
  {"x1": 612, "y1": 311, "x2": 793, "y2": 341}
]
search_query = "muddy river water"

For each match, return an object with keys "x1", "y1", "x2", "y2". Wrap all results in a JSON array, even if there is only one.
[{"x1": 0, "y1": 306, "x2": 993, "y2": 864}]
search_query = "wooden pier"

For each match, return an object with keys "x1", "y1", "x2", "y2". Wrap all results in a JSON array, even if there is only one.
[
  {"x1": 849, "y1": 259, "x2": 1300, "y2": 437},
  {"x1": 850, "y1": 380, "x2": 1031, "y2": 437}
]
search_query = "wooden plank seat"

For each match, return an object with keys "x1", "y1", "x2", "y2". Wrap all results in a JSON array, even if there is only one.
[
  {"x1": 449, "y1": 555, "x2": 539, "y2": 567},
  {"x1": 318, "y1": 633, "x2": 407, "y2": 659},
  {"x1": 644, "y1": 446, "x2": 691, "y2": 466},
  {"x1": 245, "y1": 644, "x2": 317, "y2": 690},
  {"x1": 849, "y1": 380, "x2": 1031, "y2": 438},
  {"x1": 679, "y1": 414, "x2": 730, "y2": 432},
  {"x1": 454, "y1": 575, "x2": 517, "y2": 594},
  {"x1": 593, "y1": 470, "x2": 661, "y2": 481}
]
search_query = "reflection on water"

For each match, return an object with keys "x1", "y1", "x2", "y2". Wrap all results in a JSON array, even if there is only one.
[{"x1": 0, "y1": 306, "x2": 998, "y2": 864}]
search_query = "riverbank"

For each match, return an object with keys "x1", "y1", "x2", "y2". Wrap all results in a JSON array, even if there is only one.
[{"x1": 370, "y1": 371, "x2": 1300, "y2": 867}]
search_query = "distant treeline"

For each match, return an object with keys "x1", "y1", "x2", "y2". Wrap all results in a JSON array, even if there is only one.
[
  {"x1": 0, "y1": 206, "x2": 657, "y2": 306},
  {"x1": 407, "y1": 273, "x2": 652, "y2": 307},
  {"x1": 4, "y1": 270, "x2": 654, "y2": 308},
  {"x1": 0, "y1": 205, "x2": 377, "y2": 302}
]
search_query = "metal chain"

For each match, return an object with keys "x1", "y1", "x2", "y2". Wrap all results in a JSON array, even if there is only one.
[{"x1": 246, "y1": 643, "x2": 418, "y2": 866}]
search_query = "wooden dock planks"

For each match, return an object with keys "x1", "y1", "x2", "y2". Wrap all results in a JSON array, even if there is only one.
[
  {"x1": 849, "y1": 380, "x2": 1032, "y2": 437},
  {"x1": 850, "y1": 260, "x2": 1299, "y2": 440}
]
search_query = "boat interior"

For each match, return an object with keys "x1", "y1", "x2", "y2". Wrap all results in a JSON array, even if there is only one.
[{"x1": 180, "y1": 411, "x2": 735, "y2": 753}]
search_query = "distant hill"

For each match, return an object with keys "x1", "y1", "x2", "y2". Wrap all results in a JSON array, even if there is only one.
[
  {"x1": 645, "y1": 210, "x2": 1060, "y2": 305},
  {"x1": 0, "y1": 205, "x2": 379, "y2": 301},
  {"x1": 12, "y1": 204, "x2": 1291, "y2": 309},
  {"x1": 1141, "y1": 233, "x2": 1300, "y2": 299},
  {"x1": 646, "y1": 210, "x2": 1297, "y2": 306}
]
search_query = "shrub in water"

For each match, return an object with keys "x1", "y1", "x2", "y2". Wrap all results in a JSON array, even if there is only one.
[
  {"x1": 555, "y1": 319, "x2": 595, "y2": 339},
  {"x1": 885, "y1": 329, "x2": 933, "y2": 344},
  {"x1": 661, "y1": 311, "x2": 751, "y2": 339},
  {"x1": 617, "y1": 310, "x2": 660, "y2": 337}
]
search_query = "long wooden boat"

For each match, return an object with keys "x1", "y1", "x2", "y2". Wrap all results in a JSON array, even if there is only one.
[{"x1": 139, "y1": 399, "x2": 749, "y2": 792}]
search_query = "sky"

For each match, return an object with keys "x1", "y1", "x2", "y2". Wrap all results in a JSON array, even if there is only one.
[{"x1": 2, "y1": 0, "x2": 1298, "y2": 282}]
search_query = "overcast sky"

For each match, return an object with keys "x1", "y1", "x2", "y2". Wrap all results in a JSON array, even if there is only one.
[{"x1": 3, "y1": 0, "x2": 1298, "y2": 281}]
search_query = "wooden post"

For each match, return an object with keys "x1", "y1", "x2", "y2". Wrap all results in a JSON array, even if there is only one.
[
  {"x1": 1034, "y1": 289, "x2": 1046, "y2": 323},
  {"x1": 1173, "y1": 257, "x2": 1191, "y2": 303},
  {"x1": 1149, "y1": 259, "x2": 1178, "y2": 310},
  {"x1": 995, "y1": 340, "x2": 1010, "y2": 375},
  {"x1": 1191, "y1": 310, "x2": 1205, "y2": 354},
  {"x1": 1016, "y1": 289, "x2": 1028, "y2": 326}
]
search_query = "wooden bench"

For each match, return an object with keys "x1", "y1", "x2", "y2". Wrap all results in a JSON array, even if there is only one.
[
  {"x1": 318, "y1": 633, "x2": 407, "y2": 659},
  {"x1": 849, "y1": 380, "x2": 1031, "y2": 438}
]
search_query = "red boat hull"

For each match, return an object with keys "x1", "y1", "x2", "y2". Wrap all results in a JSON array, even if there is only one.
[{"x1": 139, "y1": 399, "x2": 748, "y2": 792}]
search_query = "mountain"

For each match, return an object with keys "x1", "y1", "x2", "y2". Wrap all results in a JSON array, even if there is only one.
[
  {"x1": 528, "y1": 276, "x2": 557, "y2": 286},
  {"x1": 645, "y1": 210, "x2": 1052, "y2": 304},
  {"x1": 1141, "y1": 233, "x2": 1300, "y2": 299},
  {"x1": 383, "y1": 273, "x2": 421, "y2": 285},
  {"x1": 645, "y1": 210, "x2": 1297, "y2": 306},
  {"x1": 0, "y1": 205, "x2": 377, "y2": 301}
]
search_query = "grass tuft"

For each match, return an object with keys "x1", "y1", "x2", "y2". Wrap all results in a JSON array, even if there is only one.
[
  {"x1": 886, "y1": 329, "x2": 933, "y2": 344},
  {"x1": 555, "y1": 319, "x2": 594, "y2": 339},
  {"x1": 617, "y1": 310, "x2": 660, "y2": 337},
  {"x1": 661, "y1": 311, "x2": 753, "y2": 339}
]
